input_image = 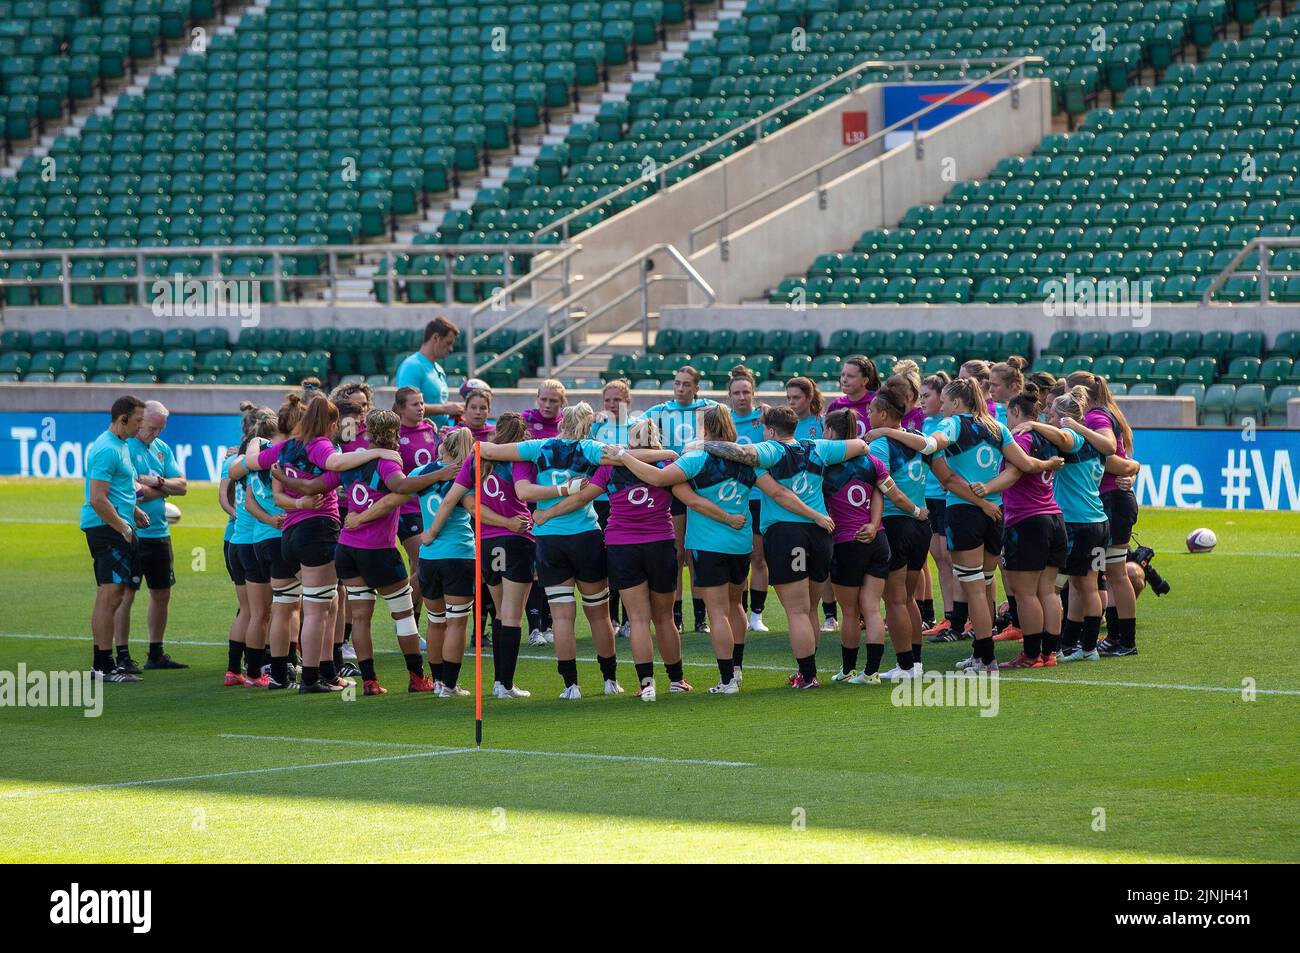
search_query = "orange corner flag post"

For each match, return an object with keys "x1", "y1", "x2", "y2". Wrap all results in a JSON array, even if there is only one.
[{"x1": 474, "y1": 440, "x2": 483, "y2": 747}]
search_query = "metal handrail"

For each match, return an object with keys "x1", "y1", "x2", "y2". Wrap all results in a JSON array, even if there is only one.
[
  {"x1": 538, "y1": 55, "x2": 1044, "y2": 244},
  {"x1": 1200, "y1": 236, "x2": 1300, "y2": 305},
  {"x1": 470, "y1": 243, "x2": 715, "y2": 378},
  {"x1": 687, "y1": 56, "x2": 1043, "y2": 253},
  {"x1": 464, "y1": 244, "x2": 582, "y2": 372},
  {"x1": 0, "y1": 242, "x2": 567, "y2": 308}
]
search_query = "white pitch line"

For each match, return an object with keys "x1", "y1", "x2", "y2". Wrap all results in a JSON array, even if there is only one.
[
  {"x1": 4, "y1": 634, "x2": 1299, "y2": 697},
  {"x1": 220, "y1": 732, "x2": 756, "y2": 768},
  {"x1": 0, "y1": 748, "x2": 475, "y2": 800}
]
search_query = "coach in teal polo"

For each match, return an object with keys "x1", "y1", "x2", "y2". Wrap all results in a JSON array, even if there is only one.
[
  {"x1": 394, "y1": 316, "x2": 465, "y2": 429},
  {"x1": 115, "y1": 399, "x2": 189, "y2": 673},
  {"x1": 81, "y1": 395, "x2": 147, "y2": 682}
]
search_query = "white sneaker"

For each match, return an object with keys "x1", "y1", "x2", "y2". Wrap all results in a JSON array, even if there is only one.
[
  {"x1": 493, "y1": 681, "x2": 531, "y2": 699},
  {"x1": 879, "y1": 664, "x2": 920, "y2": 680},
  {"x1": 616, "y1": 622, "x2": 630, "y2": 639},
  {"x1": 914, "y1": 662, "x2": 924, "y2": 675},
  {"x1": 559, "y1": 683, "x2": 582, "y2": 700},
  {"x1": 527, "y1": 628, "x2": 548, "y2": 647},
  {"x1": 432, "y1": 679, "x2": 444, "y2": 694},
  {"x1": 747, "y1": 612, "x2": 769, "y2": 633},
  {"x1": 955, "y1": 655, "x2": 979, "y2": 670},
  {"x1": 437, "y1": 683, "x2": 470, "y2": 697},
  {"x1": 603, "y1": 678, "x2": 625, "y2": 695},
  {"x1": 846, "y1": 671, "x2": 882, "y2": 685},
  {"x1": 669, "y1": 679, "x2": 693, "y2": 692},
  {"x1": 734, "y1": 666, "x2": 743, "y2": 683},
  {"x1": 340, "y1": 642, "x2": 357, "y2": 661},
  {"x1": 820, "y1": 616, "x2": 839, "y2": 632},
  {"x1": 830, "y1": 669, "x2": 858, "y2": 682},
  {"x1": 635, "y1": 678, "x2": 657, "y2": 702},
  {"x1": 543, "y1": 628, "x2": 555, "y2": 644},
  {"x1": 708, "y1": 679, "x2": 739, "y2": 695}
]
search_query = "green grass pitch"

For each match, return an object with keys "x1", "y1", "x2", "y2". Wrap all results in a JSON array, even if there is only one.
[{"x1": 0, "y1": 477, "x2": 1296, "y2": 863}]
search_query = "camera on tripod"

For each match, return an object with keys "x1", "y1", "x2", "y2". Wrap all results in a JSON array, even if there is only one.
[{"x1": 1127, "y1": 542, "x2": 1170, "y2": 597}]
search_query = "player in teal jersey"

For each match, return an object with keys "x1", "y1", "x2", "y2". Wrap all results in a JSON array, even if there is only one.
[
  {"x1": 926, "y1": 377, "x2": 1062, "y2": 672},
  {"x1": 918, "y1": 373, "x2": 958, "y2": 640},
  {"x1": 643, "y1": 364, "x2": 718, "y2": 635},
  {"x1": 727, "y1": 365, "x2": 771, "y2": 636},
  {"x1": 786, "y1": 376, "x2": 838, "y2": 634}
]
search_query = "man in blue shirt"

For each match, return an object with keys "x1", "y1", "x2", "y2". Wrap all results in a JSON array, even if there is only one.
[
  {"x1": 81, "y1": 395, "x2": 148, "y2": 683},
  {"x1": 394, "y1": 316, "x2": 465, "y2": 429},
  {"x1": 114, "y1": 400, "x2": 189, "y2": 673}
]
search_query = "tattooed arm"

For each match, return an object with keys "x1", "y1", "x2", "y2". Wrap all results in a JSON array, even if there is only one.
[{"x1": 689, "y1": 440, "x2": 761, "y2": 467}]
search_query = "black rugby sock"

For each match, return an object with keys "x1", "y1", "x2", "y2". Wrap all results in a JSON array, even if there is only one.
[
  {"x1": 666, "y1": 660, "x2": 684, "y2": 682},
  {"x1": 895, "y1": 649, "x2": 914, "y2": 671},
  {"x1": 597, "y1": 654, "x2": 617, "y2": 681},
  {"x1": 732, "y1": 643, "x2": 745, "y2": 667},
  {"x1": 404, "y1": 653, "x2": 424, "y2": 676},
  {"x1": 1023, "y1": 633, "x2": 1043, "y2": 659},
  {"x1": 864, "y1": 643, "x2": 884, "y2": 675},
  {"x1": 360, "y1": 659, "x2": 377, "y2": 681},
  {"x1": 750, "y1": 588, "x2": 767, "y2": 613},
  {"x1": 950, "y1": 600, "x2": 969, "y2": 634},
  {"x1": 557, "y1": 658, "x2": 578, "y2": 688},
  {"x1": 635, "y1": 662, "x2": 654, "y2": 682},
  {"x1": 94, "y1": 648, "x2": 113, "y2": 673},
  {"x1": 796, "y1": 654, "x2": 817, "y2": 682},
  {"x1": 717, "y1": 657, "x2": 735, "y2": 683},
  {"x1": 1081, "y1": 616, "x2": 1102, "y2": 652},
  {"x1": 227, "y1": 640, "x2": 244, "y2": 673},
  {"x1": 823, "y1": 600, "x2": 837, "y2": 621},
  {"x1": 841, "y1": 644, "x2": 859, "y2": 674},
  {"x1": 442, "y1": 660, "x2": 461, "y2": 689}
]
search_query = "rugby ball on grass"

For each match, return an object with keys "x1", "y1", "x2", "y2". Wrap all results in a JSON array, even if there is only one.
[
  {"x1": 164, "y1": 501, "x2": 182, "y2": 525},
  {"x1": 1185, "y1": 527, "x2": 1216, "y2": 553}
]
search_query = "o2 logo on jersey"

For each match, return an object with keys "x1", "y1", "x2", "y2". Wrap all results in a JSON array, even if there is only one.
[
  {"x1": 350, "y1": 483, "x2": 372, "y2": 510},
  {"x1": 716, "y1": 479, "x2": 743, "y2": 503},
  {"x1": 975, "y1": 445, "x2": 998, "y2": 469},
  {"x1": 282, "y1": 465, "x2": 299, "y2": 480},
  {"x1": 791, "y1": 473, "x2": 811, "y2": 496},
  {"x1": 550, "y1": 469, "x2": 572, "y2": 487},
  {"x1": 1089, "y1": 461, "x2": 1105, "y2": 485},
  {"x1": 906, "y1": 460, "x2": 925, "y2": 483},
  {"x1": 855, "y1": 419, "x2": 868, "y2": 438},
  {"x1": 846, "y1": 484, "x2": 869, "y2": 508},
  {"x1": 234, "y1": 483, "x2": 246, "y2": 506},
  {"x1": 1039, "y1": 471, "x2": 1055, "y2": 486},
  {"x1": 482, "y1": 474, "x2": 506, "y2": 501},
  {"x1": 627, "y1": 486, "x2": 654, "y2": 507},
  {"x1": 413, "y1": 448, "x2": 434, "y2": 467},
  {"x1": 424, "y1": 492, "x2": 443, "y2": 519}
]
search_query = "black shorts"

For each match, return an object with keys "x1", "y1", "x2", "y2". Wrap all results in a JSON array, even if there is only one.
[
  {"x1": 594, "y1": 498, "x2": 611, "y2": 530},
  {"x1": 397, "y1": 511, "x2": 424, "y2": 543},
  {"x1": 945, "y1": 503, "x2": 1003, "y2": 555},
  {"x1": 749, "y1": 499, "x2": 762, "y2": 532},
  {"x1": 883, "y1": 515, "x2": 930, "y2": 572},
  {"x1": 1002, "y1": 513, "x2": 1068, "y2": 572},
  {"x1": 254, "y1": 536, "x2": 295, "y2": 580},
  {"x1": 608, "y1": 538, "x2": 677, "y2": 593},
  {"x1": 926, "y1": 497, "x2": 946, "y2": 535},
  {"x1": 690, "y1": 549, "x2": 749, "y2": 588},
  {"x1": 418, "y1": 557, "x2": 476, "y2": 601},
  {"x1": 670, "y1": 496, "x2": 687, "y2": 518},
  {"x1": 1101, "y1": 489, "x2": 1138, "y2": 547},
  {"x1": 87, "y1": 526, "x2": 141, "y2": 587},
  {"x1": 223, "y1": 538, "x2": 245, "y2": 585},
  {"x1": 236, "y1": 541, "x2": 270, "y2": 585},
  {"x1": 763, "y1": 520, "x2": 833, "y2": 585},
  {"x1": 484, "y1": 534, "x2": 535, "y2": 586},
  {"x1": 281, "y1": 516, "x2": 339, "y2": 571},
  {"x1": 336, "y1": 544, "x2": 409, "y2": 590},
  {"x1": 831, "y1": 536, "x2": 891, "y2": 586},
  {"x1": 1064, "y1": 520, "x2": 1110, "y2": 577},
  {"x1": 536, "y1": 529, "x2": 607, "y2": 588},
  {"x1": 129, "y1": 536, "x2": 175, "y2": 590}
]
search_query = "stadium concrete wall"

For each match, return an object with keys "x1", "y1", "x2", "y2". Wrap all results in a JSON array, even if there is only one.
[{"x1": 688, "y1": 78, "x2": 1056, "y2": 303}]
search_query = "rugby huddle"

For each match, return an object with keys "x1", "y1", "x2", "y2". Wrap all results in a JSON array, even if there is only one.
[{"x1": 79, "y1": 316, "x2": 1152, "y2": 701}]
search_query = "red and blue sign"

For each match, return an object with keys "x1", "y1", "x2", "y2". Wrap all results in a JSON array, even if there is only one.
[{"x1": 883, "y1": 82, "x2": 1010, "y2": 131}]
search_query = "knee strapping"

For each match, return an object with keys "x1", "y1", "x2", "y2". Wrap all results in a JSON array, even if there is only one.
[
  {"x1": 983, "y1": 570, "x2": 996, "y2": 587},
  {"x1": 1105, "y1": 545, "x2": 1127, "y2": 565},
  {"x1": 301, "y1": 584, "x2": 335, "y2": 604},
  {"x1": 395, "y1": 615, "x2": 419, "y2": 637},
  {"x1": 545, "y1": 585, "x2": 576, "y2": 605},
  {"x1": 382, "y1": 584, "x2": 414, "y2": 615},
  {"x1": 345, "y1": 585, "x2": 376, "y2": 602},
  {"x1": 953, "y1": 563, "x2": 984, "y2": 584},
  {"x1": 581, "y1": 587, "x2": 610, "y2": 607},
  {"x1": 425, "y1": 608, "x2": 447, "y2": 625},
  {"x1": 446, "y1": 601, "x2": 474, "y2": 619},
  {"x1": 272, "y1": 581, "x2": 302, "y2": 604},
  {"x1": 1056, "y1": 572, "x2": 1070, "y2": 590}
]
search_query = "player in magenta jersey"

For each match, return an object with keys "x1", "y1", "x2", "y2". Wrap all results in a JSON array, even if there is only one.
[
  {"x1": 459, "y1": 387, "x2": 496, "y2": 442},
  {"x1": 545, "y1": 418, "x2": 685, "y2": 701},
  {"x1": 961, "y1": 384, "x2": 1065, "y2": 669},
  {"x1": 825, "y1": 355, "x2": 881, "y2": 438},
  {"x1": 394, "y1": 385, "x2": 442, "y2": 614},
  {"x1": 1068, "y1": 370, "x2": 1141, "y2": 657},
  {"x1": 331, "y1": 391, "x2": 369, "y2": 673},
  {"x1": 241, "y1": 395, "x2": 402, "y2": 693},
  {"x1": 522, "y1": 378, "x2": 565, "y2": 438}
]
